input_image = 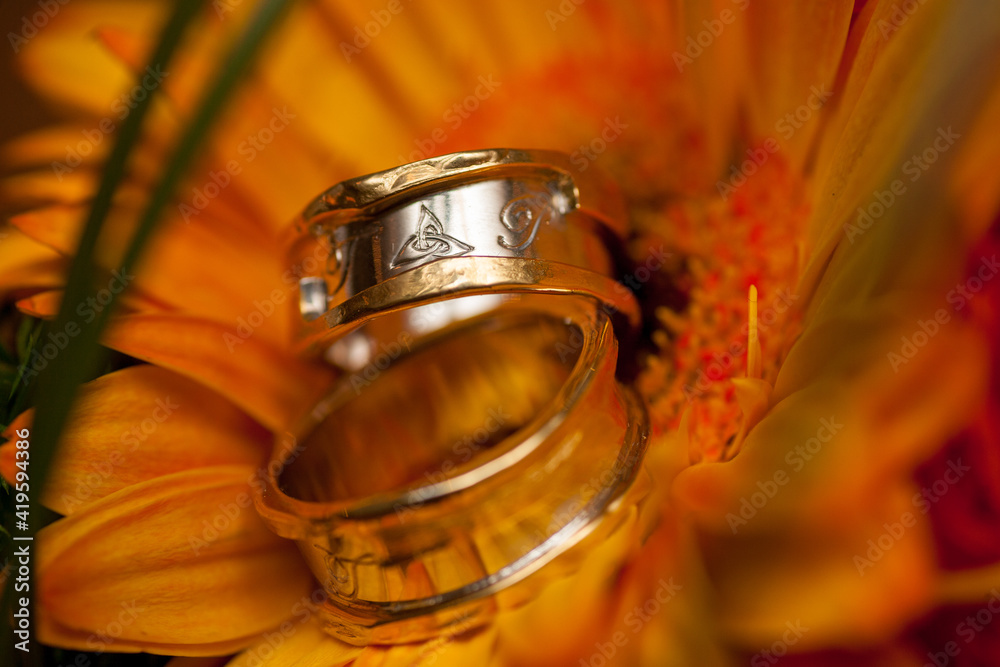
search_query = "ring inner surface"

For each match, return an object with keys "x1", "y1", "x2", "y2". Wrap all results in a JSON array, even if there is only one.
[{"x1": 279, "y1": 312, "x2": 583, "y2": 506}]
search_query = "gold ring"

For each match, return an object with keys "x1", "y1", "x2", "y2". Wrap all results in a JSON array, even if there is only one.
[
  {"x1": 255, "y1": 150, "x2": 651, "y2": 645},
  {"x1": 286, "y1": 149, "x2": 639, "y2": 362},
  {"x1": 254, "y1": 305, "x2": 650, "y2": 645}
]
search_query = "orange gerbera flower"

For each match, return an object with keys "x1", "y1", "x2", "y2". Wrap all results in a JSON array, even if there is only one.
[{"x1": 2, "y1": 1, "x2": 1000, "y2": 665}]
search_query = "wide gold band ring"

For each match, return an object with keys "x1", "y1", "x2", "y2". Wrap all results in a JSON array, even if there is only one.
[
  {"x1": 254, "y1": 305, "x2": 650, "y2": 645},
  {"x1": 256, "y1": 150, "x2": 651, "y2": 645},
  {"x1": 287, "y1": 149, "x2": 639, "y2": 361}
]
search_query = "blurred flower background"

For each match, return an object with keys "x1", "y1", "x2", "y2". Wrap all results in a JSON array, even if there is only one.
[{"x1": 1, "y1": 0, "x2": 999, "y2": 666}]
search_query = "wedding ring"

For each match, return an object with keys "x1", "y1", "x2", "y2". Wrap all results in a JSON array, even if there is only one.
[
  {"x1": 254, "y1": 305, "x2": 650, "y2": 645},
  {"x1": 287, "y1": 149, "x2": 639, "y2": 364},
  {"x1": 257, "y1": 150, "x2": 651, "y2": 645}
]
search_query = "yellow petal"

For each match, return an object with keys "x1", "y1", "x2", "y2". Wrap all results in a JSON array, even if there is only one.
[
  {"x1": 492, "y1": 507, "x2": 639, "y2": 666},
  {"x1": 740, "y1": 1, "x2": 852, "y2": 166},
  {"x1": 13, "y1": 288, "x2": 162, "y2": 320},
  {"x1": 0, "y1": 365, "x2": 268, "y2": 515},
  {"x1": 93, "y1": 18, "x2": 338, "y2": 235},
  {"x1": 15, "y1": 0, "x2": 162, "y2": 115},
  {"x1": 697, "y1": 486, "x2": 936, "y2": 651},
  {"x1": 10, "y1": 202, "x2": 291, "y2": 342},
  {"x1": 102, "y1": 314, "x2": 335, "y2": 431},
  {"x1": 39, "y1": 615, "x2": 267, "y2": 658},
  {"x1": 38, "y1": 466, "x2": 314, "y2": 654},
  {"x1": 803, "y1": 0, "x2": 1000, "y2": 307},
  {"x1": 353, "y1": 627, "x2": 496, "y2": 667},
  {"x1": 0, "y1": 168, "x2": 99, "y2": 210},
  {"x1": 224, "y1": 616, "x2": 361, "y2": 667},
  {"x1": 15, "y1": 290, "x2": 63, "y2": 318},
  {"x1": 0, "y1": 226, "x2": 65, "y2": 298},
  {"x1": 0, "y1": 125, "x2": 109, "y2": 171}
]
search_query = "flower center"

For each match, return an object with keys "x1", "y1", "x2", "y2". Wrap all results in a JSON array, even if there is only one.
[{"x1": 631, "y1": 151, "x2": 808, "y2": 462}]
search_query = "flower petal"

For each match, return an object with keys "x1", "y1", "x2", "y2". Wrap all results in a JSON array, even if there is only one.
[
  {"x1": 101, "y1": 314, "x2": 335, "y2": 431},
  {"x1": 0, "y1": 226, "x2": 65, "y2": 298},
  {"x1": 93, "y1": 17, "x2": 339, "y2": 235},
  {"x1": 38, "y1": 465, "x2": 315, "y2": 654},
  {"x1": 673, "y1": 305, "x2": 989, "y2": 647},
  {"x1": 9, "y1": 202, "x2": 292, "y2": 343},
  {"x1": 740, "y1": 1, "x2": 852, "y2": 165},
  {"x1": 693, "y1": 485, "x2": 937, "y2": 651},
  {"x1": 353, "y1": 627, "x2": 497, "y2": 667},
  {"x1": 38, "y1": 614, "x2": 261, "y2": 659},
  {"x1": 1, "y1": 125, "x2": 109, "y2": 171},
  {"x1": 13, "y1": 288, "x2": 163, "y2": 320},
  {"x1": 492, "y1": 506, "x2": 640, "y2": 666},
  {"x1": 15, "y1": 0, "x2": 162, "y2": 115},
  {"x1": 803, "y1": 0, "x2": 1000, "y2": 306},
  {"x1": 224, "y1": 616, "x2": 360, "y2": 667},
  {"x1": 1, "y1": 365, "x2": 268, "y2": 515},
  {"x1": 0, "y1": 168, "x2": 99, "y2": 210},
  {"x1": 14, "y1": 290, "x2": 63, "y2": 318}
]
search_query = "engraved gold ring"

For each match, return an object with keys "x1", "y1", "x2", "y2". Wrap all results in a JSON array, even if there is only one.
[
  {"x1": 254, "y1": 150, "x2": 651, "y2": 645},
  {"x1": 286, "y1": 148, "x2": 640, "y2": 365}
]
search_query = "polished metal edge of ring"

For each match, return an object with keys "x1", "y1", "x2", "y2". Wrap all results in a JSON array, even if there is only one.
[
  {"x1": 300, "y1": 148, "x2": 623, "y2": 228},
  {"x1": 319, "y1": 258, "x2": 642, "y2": 336}
]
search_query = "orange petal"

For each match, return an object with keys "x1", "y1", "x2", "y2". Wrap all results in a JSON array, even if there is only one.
[
  {"x1": 102, "y1": 314, "x2": 335, "y2": 431},
  {"x1": 675, "y1": 321, "x2": 988, "y2": 532},
  {"x1": 0, "y1": 126, "x2": 109, "y2": 171},
  {"x1": 0, "y1": 226, "x2": 65, "y2": 298},
  {"x1": 15, "y1": 290, "x2": 63, "y2": 318},
  {"x1": 741, "y1": 1, "x2": 852, "y2": 165},
  {"x1": 612, "y1": 494, "x2": 733, "y2": 667},
  {"x1": 949, "y1": 70, "x2": 1000, "y2": 238},
  {"x1": 224, "y1": 616, "x2": 360, "y2": 667},
  {"x1": 353, "y1": 627, "x2": 496, "y2": 667},
  {"x1": 492, "y1": 506, "x2": 640, "y2": 667},
  {"x1": 14, "y1": 288, "x2": 163, "y2": 320},
  {"x1": 672, "y1": 316, "x2": 989, "y2": 647},
  {"x1": 0, "y1": 365, "x2": 268, "y2": 515},
  {"x1": 9, "y1": 205, "x2": 87, "y2": 257},
  {"x1": 803, "y1": 0, "x2": 1000, "y2": 307},
  {"x1": 39, "y1": 615, "x2": 267, "y2": 658},
  {"x1": 10, "y1": 201, "x2": 290, "y2": 342},
  {"x1": 937, "y1": 562, "x2": 1000, "y2": 606},
  {"x1": 0, "y1": 168, "x2": 98, "y2": 210},
  {"x1": 259, "y1": 1, "x2": 437, "y2": 179},
  {"x1": 699, "y1": 487, "x2": 937, "y2": 651},
  {"x1": 15, "y1": 1, "x2": 162, "y2": 115},
  {"x1": 0, "y1": 415, "x2": 31, "y2": 496},
  {"x1": 38, "y1": 466, "x2": 314, "y2": 654},
  {"x1": 434, "y1": 0, "x2": 741, "y2": 195},
  {"x1": 94, "y1": 18, "x2": 337, "y2": 235}
]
